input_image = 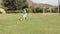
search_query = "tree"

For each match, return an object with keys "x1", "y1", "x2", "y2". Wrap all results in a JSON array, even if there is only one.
[
  {"x1": 3, "y1": 0, "x2": 28, "y2": 10},
  {"x1": 58, "y1": 0, "x2": 60, "y2": 13},
  {"x1": 14, "y1": 0, "x2": 28, "y2": 10}
]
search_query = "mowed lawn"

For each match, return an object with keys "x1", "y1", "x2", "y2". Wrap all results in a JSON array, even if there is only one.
[{"x1": 0, "y1": 13, "x2": 60, "y2": 34}]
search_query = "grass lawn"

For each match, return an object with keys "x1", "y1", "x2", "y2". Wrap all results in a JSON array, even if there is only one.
[{"x1": 0, "y1": 13, "x2": 60, "y2": 34}]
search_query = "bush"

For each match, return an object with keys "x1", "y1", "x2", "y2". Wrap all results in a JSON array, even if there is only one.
[
  {"x1": 36, "y1": 7, "x2": 43, "y2": 13},
  {"x1": 6, "y1": 10, "x2": 23, "y2": 13},
  {"x1": 26, "y1": 8, "x2": 33, "y2": 13},
  {"x1": 0, "y1": 8, "x2": 6, "y2": 14}
]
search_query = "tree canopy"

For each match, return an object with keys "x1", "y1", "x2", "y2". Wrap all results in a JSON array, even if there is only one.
[{"x1": 3, "y1": 0, "x2": 28, "y2": 10}]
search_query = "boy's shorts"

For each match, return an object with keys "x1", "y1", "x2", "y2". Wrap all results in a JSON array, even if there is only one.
[{"x1": 23, "y1": 14, "x2": 27, "y2": 17}]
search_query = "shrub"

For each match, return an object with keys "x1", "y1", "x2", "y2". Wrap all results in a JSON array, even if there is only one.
[
  {"x1": 26, "y1": 8, "x2": 33, "y2": 13},
  {"x1": 36, "y1": 7, "x2": 43, "y2": 13}
]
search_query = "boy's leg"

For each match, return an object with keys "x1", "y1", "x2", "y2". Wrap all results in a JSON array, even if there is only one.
[{"x1": 24, "y1": 17, "x2": 26, "y2": 20}]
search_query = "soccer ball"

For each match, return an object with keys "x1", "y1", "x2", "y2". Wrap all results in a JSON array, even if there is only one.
[{"x1": 20, "y1": 19, "x2": 22, "y2": 21}]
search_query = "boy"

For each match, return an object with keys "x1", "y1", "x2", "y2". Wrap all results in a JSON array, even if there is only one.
[{"x1": 20, "y1": 9, "x2": 27, "y2": 20}]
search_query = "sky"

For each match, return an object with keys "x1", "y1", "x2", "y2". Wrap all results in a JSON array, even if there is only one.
[{"x1": 31, "y1": 0, "x2": 58, "y2": 6}]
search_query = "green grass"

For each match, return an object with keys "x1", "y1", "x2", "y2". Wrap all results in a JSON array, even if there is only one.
[{"x1": 0, "y1": 13, "x2": 60, "y2": 34}]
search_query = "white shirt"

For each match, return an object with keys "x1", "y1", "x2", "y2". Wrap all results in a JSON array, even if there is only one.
[{"x1": 23, "y1": 9, "x2": 27, "y2": 17}]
